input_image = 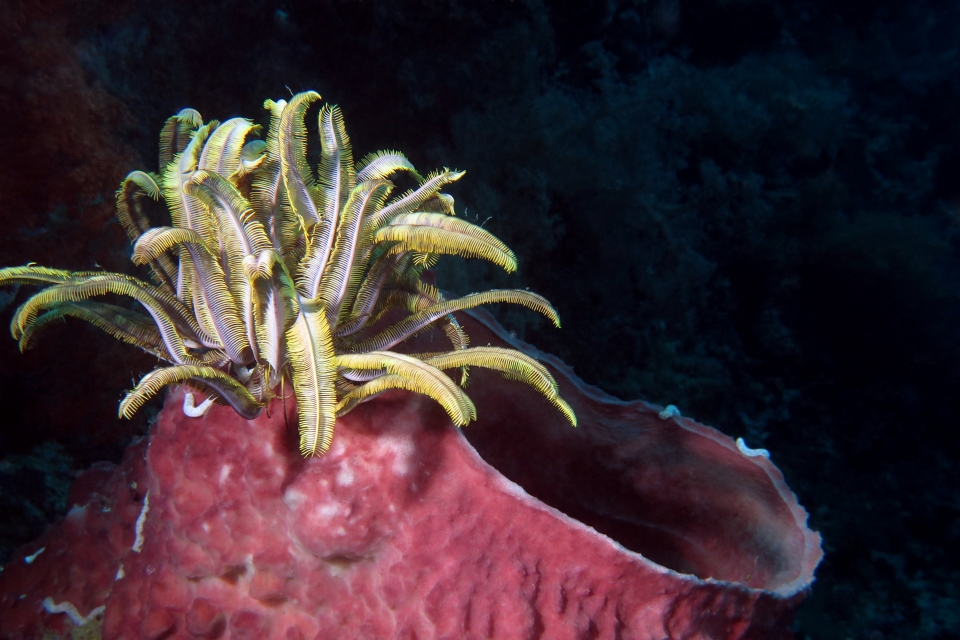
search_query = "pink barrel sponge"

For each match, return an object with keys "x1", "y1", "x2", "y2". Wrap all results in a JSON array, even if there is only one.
[{"x1": 0, "y1": 310, "x2": 821, "y2": 639}]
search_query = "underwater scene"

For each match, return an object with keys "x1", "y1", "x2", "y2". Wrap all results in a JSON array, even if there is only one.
[{"x1": 0, "y1": 1, "x2": 957, "y2": 638}]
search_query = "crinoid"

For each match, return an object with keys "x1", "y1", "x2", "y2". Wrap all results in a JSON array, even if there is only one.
[{"x1": 0, "y1": 91, "x2": 575, "y2": 456}]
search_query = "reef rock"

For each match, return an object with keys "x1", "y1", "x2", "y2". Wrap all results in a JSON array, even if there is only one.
[{"x1": 0, "y1": 310, "x2": 821, "y2": 639}]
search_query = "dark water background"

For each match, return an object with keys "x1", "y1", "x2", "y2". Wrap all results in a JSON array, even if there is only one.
[{"x1": 1, "y1": 1, "x2": 959, "y2": 638}]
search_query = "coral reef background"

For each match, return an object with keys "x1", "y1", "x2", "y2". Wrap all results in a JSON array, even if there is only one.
[{"x1": 0, "y1": 0, "x2": 958, "y2": 638}]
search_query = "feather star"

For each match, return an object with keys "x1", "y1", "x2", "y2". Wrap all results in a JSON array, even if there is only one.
[{"x1": 0, "y1": 91, "x2": 576, "y2": 456}]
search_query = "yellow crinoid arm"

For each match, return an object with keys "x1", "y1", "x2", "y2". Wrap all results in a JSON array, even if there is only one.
[
  {"x1": 245, "y1": 249, "x2": 300, "y2": 374},
  {"x1": 197, "y1": 117, "x2": 260, "y2": 179},
  {"x1": 351, "y1": 289, "x2": 561, "y2": 353},
  {"x1": 363, "y1": 169, "x2": 465, "y2": 233},
  {"x1": 119, "y1": 364, "x2": 263, "y2": 420},
  {"x1": 285, "y1": 306, "x2": 338, "y2": 456},
  {"x1": 133, "y1": 227, "x2": 251, "y2": 365},
  {"x1": 375, "y1": 212, "x2": 517, "y2": 273},
  {"x1": 116, "y1": 170, "x2": 161, "y2": 241},
  {"x1": 161, "y1": 119, "x2": 218, "y2": 310},
  {"x1": 425, "y1": 346, "x2": 577, "y2": 426},
  {"x1": 348, "y1": 168, "x2": 460, "y2": 284},
  {"x1": 0, "y1": 265, "x2": 103, "y2": 289},
  {"x1": 336, "y1": 351, "x2": 475, "y2": 425},
  {"x1": 278, "y1": 91, "x2": 322, "y2": 229},
  {"x1": 319, "y1": 179, "x2": 392, "y2": 322},
  {"x1": 10, "y1": 273, "x2": 208, "y2": 355},
  {"x1": 355, "y1": 150, "x2": 421, "y2": 183},
  {"x1": 316, "y1": 103, "x2": 355, "y2": 221},
  {"x1": 186, "y1": 171, "x2": 273, "y2": 258},
  {"x1": 116, "y1": 171, "x2": 178, "y2": 293},
  {"x1": 162, "y1": 121, "x2": 217, "y2": 236},
  {"x1": 158, "y1": 108, "x2": 203, "y2": 168},
  {"x1": 251, "y1": 100, "x2": 302, "y2": 268},
  {"x1": 341, "y1": 249, "x2": 401, "y2": 328},
  {"x1": 185, "y1": 170, "x2": 273, "y2": 357},
  {"x1": 18, "y1": 300, "x2": 164, "y2": 356}
]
